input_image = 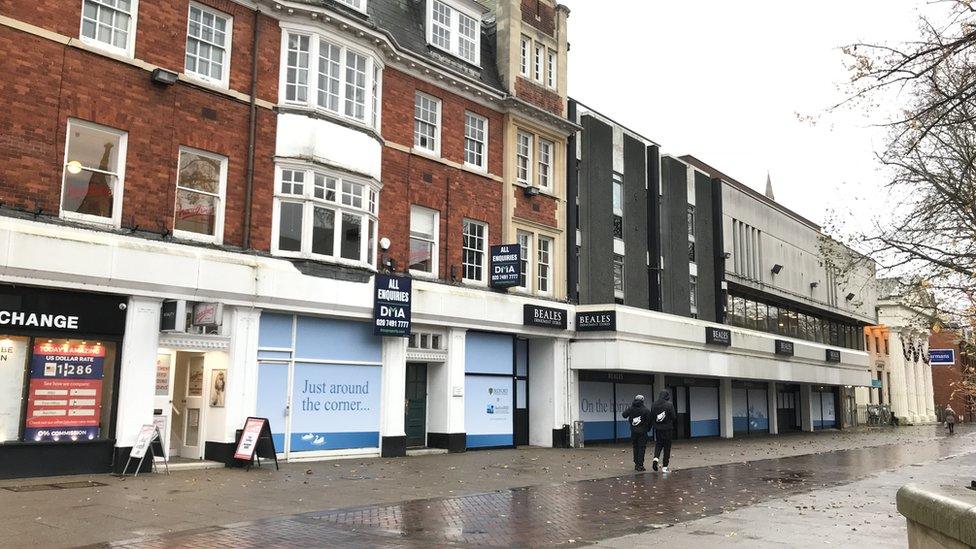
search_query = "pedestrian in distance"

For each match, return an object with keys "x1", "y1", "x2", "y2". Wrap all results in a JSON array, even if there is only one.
[
  {"x1": 649, "y1": 390, "x2": 676, "y2": 473},
  {"x1": 621, "y1": 394, "x2": 653, "y2": 471},
  {"x1": 945, "y1": 405, "x2": 957, "y2": 435}
]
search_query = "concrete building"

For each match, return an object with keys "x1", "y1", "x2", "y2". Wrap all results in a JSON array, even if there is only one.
[
  {"x1": 566, "y1": 102, "x2": 876, "y2": 443},
  {"x1": 876, "y1": 278, "x2": 937, "y2": 425}
]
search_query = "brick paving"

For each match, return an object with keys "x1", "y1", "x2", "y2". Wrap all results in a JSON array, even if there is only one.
[{"x1": 87, "y1": 428, "x2": 976, "y2": 548}]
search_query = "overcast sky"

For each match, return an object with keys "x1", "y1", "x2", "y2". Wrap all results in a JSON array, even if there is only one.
[{"x1": 562, "y1": 0, "x2": 926, "y2": 231}]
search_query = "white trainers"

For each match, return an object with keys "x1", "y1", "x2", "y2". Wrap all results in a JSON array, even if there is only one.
[
  {"x1": 662, "y1": 466, "x2": 670, "y2": 473},
  {"x1": 651, "y1": 458, "x2": 659, "y2": 471}
]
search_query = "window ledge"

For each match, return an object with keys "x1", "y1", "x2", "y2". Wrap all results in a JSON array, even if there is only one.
[{"x1": 410, "y1": 270, "x2": 439, "y2": 280}]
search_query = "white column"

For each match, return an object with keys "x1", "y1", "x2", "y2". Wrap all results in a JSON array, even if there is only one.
[
  {"x1": 889, "y1": 333, "x2": 912, "y2": 423},
  {"x1": 528, "y1": 338, "x2": 568, "y2": 447},
  {"x1": 445, "y1": 328, "x2": 466, "y2": 435},
  {"x1": 115, "y1": 297, "x2": 162, "y2": 448},
  {"x1": 222, "y1": 307, "x2": 261, "y2": 442},
  {"x1": 905, "y1": 356, "x2": 919, "y2": 423},
  {"x1": 914, "y1": 358, "x2": 927, "y2": 423},
  {"x1": 719, "y1": 378, "x2": 734, "y2": 439},
  {"x1": 767, "y1": 381, "x2": 779, "y2": 435},
  {"x1": 923, "y1": 364, "x2": 937, "y2": 422},
  {"x1": 379, "y1": 336, "x2": 407, "y2": 456},
  {"x1": 800, "y1": 384, "x2": 814, "y2": 432}
]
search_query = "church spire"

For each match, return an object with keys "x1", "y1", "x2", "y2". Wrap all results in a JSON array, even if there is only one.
[{"x1": 765, "y1": 172, "x2": 775, "y2": 201}]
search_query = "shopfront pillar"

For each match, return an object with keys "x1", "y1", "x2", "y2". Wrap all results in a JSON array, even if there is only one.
[
  {"x1": 528, "y1": 338, "x2": 569, "y2": 447},
  {"x1": 427, "y1": 328, "x2": 466, "y2": 452},
  {"x1": 115, "y1": 296, "x2": 162, "y2": 453},
  {"x1": 800, "y1": 384, "x2": 814, "y2": 432},
  {"x1": 654, "y1": 373, "x2": 666, "y2": 398},
  {"x1": 379, "y1": 336, "x2": 408, "y2": 457},
  {"x1": 923, "y1": 364, "x2": 936, "y2": 422},
  {"x1": 905, "y1": 355, "x2": 919, "y2": 423},
  {"x1": 222, "y1": 307, "x2": 261, "y2": 444},
  {"x1": 767, "y1": 381, "x2": 779, "y2": 435},
  {"x1": 913, "y1": 356, "x2": 926, "y2": 423},
  {"x1": 719, "y1": 378, "x2": 734, "y2": 439}
]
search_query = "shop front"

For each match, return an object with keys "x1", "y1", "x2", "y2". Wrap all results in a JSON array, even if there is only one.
[
  {"x1": 666, "y1": 376, "x2": 721, "y2": 439},
  {"x1": 255, "y1": 313, "x2": 382, "y2": 458},
  {"x1": 810, "y1": 385, "x2": 839, "y2": 429},
  {"x1": 464, "y1": 331, "x2": 516, "y2": 450},
  {"x1": 0, "y1": 285, "x2": 127, "y2": 479},
  {"x1": 577, "y1": 371, "x2": 653, "y2": 443},
  {"x1": 732, "y1": 380, "x2": 770, "y2": 436}
]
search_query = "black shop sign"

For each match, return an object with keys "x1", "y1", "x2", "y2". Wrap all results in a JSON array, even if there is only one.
[
  {"x1": 705, "y1": 327, "x2": 732, "y2": 346},
  {"x1": 825, "y1": 349, "x2": 842, "y2": 363},
  {"x1": 524, "y1": 304, "x2": 567, "y2": 330},
  {"x1": 576, "y1": 311, "x2": 616, "y2": 332},
  {"x1": 489, "y1": 244, "x2": 521, "y2": 288},
  {"x1": 775, "y1": 340, "x2": 795, "y2": 356},
  {"x1": 373, "y1": 274, "x2": 412, "y2": 337},
  {"x1": 0, "y1": 285, "x2": 126, "y2": 336}
]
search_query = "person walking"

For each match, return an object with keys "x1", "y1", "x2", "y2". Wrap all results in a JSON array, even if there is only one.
[
  {"x1": 945, "y1": 405, "x2": 957, "y2": 435},
  {"x1": 621, "y1": 394, "x2": 653, "y2": 471},
  {"x1": 649, "y1": 390, "x2": 677, "y2": 473}
]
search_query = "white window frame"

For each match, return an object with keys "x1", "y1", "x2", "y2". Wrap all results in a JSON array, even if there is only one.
[
  {"x1": 463, "y1": 111, "x2": 488, "y2": 171},
  {"x1": 517, "y1": 230, "x2": 533, "y2": 291},
  {"x1": 79, "y1": 0, "x2": 139, "y2": 58},
  {"x1": 60, "y1": 118, "x2": 128, "y2": 227},
  {"x1": 335, "y1": 0, "x2": 367, "y2": 12},
  {"x1": 546, "y1": 48, "x2": 557, "y2": 89},
  {"x1": 537, "y1": 235, "x2": 554, "y2": 295},
  {"x1": 409, "y1": 205, "x2": 440, "y2": 278},
  {"x1": 270, "y1": 164, "x2": 379, "y2": 269},
  {"x1": 613, "y1": 254, "x2": 625, "y2": 300},
  {"x1": 278, "y1": 27, "x2": 383, "y2": 130},
  {"x1": 461, "y1": 219, "x2": 488, "y2": 285},
  {"x1": 537, "y1": 138, "x2": 554, "y2": 190},
  {"x1": 519, "y1": 36, "x2": 531, "y2": 77},
  {"x1": 516, "y1": 131, "x2": 533, "y2": 185},
  {"x1": 173, "y1": 147, "x2": 227, "y2": 244},
  {"x1": 534, "y1": 43, "x2": 545, "y2": 82},
  {"x1": 612, "y1": 174, "x2": 623, "y2": 217},
  {"x1": 414, "y1": 92, "x2": 442, "y2": 156},
  {"x1": 690, "y1": 274, "x2": 699, "y2": 312},
  {"x1": 184, "y1": 2, "x2": 233, "y2": 88},
  {"x1": 426, "y1": 0, "x2": 482, "y2": 65}
]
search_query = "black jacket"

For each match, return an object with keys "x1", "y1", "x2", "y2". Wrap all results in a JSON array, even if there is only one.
[
  {"x1": 621, "y1": 399, "x2": 653, "y2": 435},
  {"x1": 649, "y1": 392, "x2": 677, "y2": 432}
]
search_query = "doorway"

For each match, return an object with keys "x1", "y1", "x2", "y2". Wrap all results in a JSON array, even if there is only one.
[
  {"x1": 405, "y1": 363, "x2": 428, "y2": 448},
  {"x1": 777, "y1": 387, "x2": 800, "y2": 432},
  {"x1": 514, "y1": 339, "x2": 529, "y2": 446},
  {"x1": 670, "y1": 386, "x2": 690, "y2": 439},
  {"x1": 168, "y1": 352, "x2": 206, "y2": 459}
]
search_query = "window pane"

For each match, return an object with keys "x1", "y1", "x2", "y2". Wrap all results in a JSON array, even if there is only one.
[
  {"x1": 340, "y1": 213, "x2": 362, "y2": 260},
  {"x1": 462, "y1": 221, "x2": 486, "y2": 281},
  {"x1": 174, "y1": 189, "x2": 217, "y2": 235},
  {"x1": 178, "y1": 152, "x2": 220, "y2": 194},
  {"x1": 318, "y1": 41, "x2": 342, "y2": 112},
  {"x1": 410, "y1": 238, "x2": 434, "y2": 272},
  {"x1": 431, "y1": 0, "x2": 452, "y2": 50},
  {"x1": 344, "y1": 51, "x2": 367, "y2": 120},
  {"x1": 312, "y1": 206, "x2": 335, "y2": 256},
  {"x1": 286, "y1": 34, "x2": 310, "y2": 102},
  {"x1": 613, "y1": 255, "x2": 624, "y2": 294},
  {"x1": 62, "y1": 122, "x2": 122, "y2": 219},
  {"x1": 278, "y1": 202, "x2": 304, "y2": 252}
]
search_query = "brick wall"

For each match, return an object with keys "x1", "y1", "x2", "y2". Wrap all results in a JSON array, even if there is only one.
[
  {"x1": 929, "y1": 331, "x2": 973, "y2": 420},
  {"x1": 515, "y1": 78, "x2": 563, "y2": 116},
  {"x1": 0, "y1": 4, "x2": 280, "y2": 250},
  {"x1": 380, "y1": 68, "x2": 505, "y2": 281},
  {"x1": 520, "y1": 0, "x2": 556, "y2": 36},
  {"x1": 512, "y1": 187, "x2": 557, "y2": 227}
]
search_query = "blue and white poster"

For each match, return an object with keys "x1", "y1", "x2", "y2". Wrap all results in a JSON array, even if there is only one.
[
  {"x1": 578, "y1": 381, "x2": 614, "y2": 441},
  {"x1": 689, "y1": 386, "x2": 720, "y2": 437},
  {"x1": 289, "y1": 363, "x2": 381, "y2": 452},
  {"x1": 930, "y1": 349, "x2": 955, "y2": 365},
  {"x1": 465, "y1": 375, "x2": 513, "y2": 448}
]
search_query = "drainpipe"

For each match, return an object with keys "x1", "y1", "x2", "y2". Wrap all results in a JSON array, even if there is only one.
[{"x1": 243, "y1": 8, "x2": 261, "y2": 249}]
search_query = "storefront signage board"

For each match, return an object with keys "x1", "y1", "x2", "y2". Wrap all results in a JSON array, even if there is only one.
[
  {"x1": 576, "y1": 311, "x2": 616, "y2": 332},
  {"x1": 129, "y1": 424, "x2": 157, "y2": 459},
  {"x1": 826, "y1": 349, "x2": 842, "y2": 363},
  {"x1": 774, "y1": 340, "x2": 795, "y2": 356},
  {"x1": 929, "y1": 349, "x2": 955, "y2": 365},
  {"x1": 523, "y1": 304, "x2": 568, "y2": 330},
  {"x1": 234, "y1": 417, "x2": 279, "y2": 470},
  {"x1": 489, "y1": 244, "x2": 521, "y2": 288},
  {"x1": 373, "y1": 275, "x2": 412, "y2": 337},
  {"x1": 705, "y1": 327, "x2": 732, "y2": 346},
  {"x1": 23, "y1": 341, "x2": 105, "y2": 441},
  {"x1": 0, "y1": 286, "x2": 126, "y2": 335}
]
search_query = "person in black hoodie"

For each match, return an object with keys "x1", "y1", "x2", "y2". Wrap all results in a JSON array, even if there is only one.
[
  {"x1": 621, "y1": 394, "x2": 653, "y2": 471},
  {"x1": 649, "y1": 390, "x2": 676, "y2": 472}
]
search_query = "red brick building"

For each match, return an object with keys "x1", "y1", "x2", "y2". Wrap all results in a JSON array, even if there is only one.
[{"x1": 929, "y1": 327, "x2": 975, "y2": 422}]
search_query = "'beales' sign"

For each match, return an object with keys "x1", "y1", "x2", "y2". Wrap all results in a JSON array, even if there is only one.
[
  {"x1": 524, "y1": 304, "x2": 568, "y2": 330},
  {"x1": 576, "y1": 311, "x2": 616, "y2": 332},
  {"x1": 826, "y1": 349, "x2": 842, "y2": 363},
  {"x1": 489, "y1": 244, "x2": 521, "y2": 288},
  {"x1": 705, "y1": 327, "x2": 732, "y2": 346},
  {"x1": 775, "y1": 339, "x2": 795, "y2": 356},
  {"x1": 373, "y1": 274, "x2": 412, "y2": 337}
]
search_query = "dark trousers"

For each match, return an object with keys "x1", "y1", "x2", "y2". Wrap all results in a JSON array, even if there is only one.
[
  {"x1": 631, "y1": 433, "x2": 648, "y2": 466},
  {"x1": 654, "y1": 429, "x2": 673, "y2": 467},
  {"x1": 948, "y1": 422, "x2": 955, "y2": 435}
]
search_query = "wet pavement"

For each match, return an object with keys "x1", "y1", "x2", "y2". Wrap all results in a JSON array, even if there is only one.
[{"x1": 85, "y1": 429, "x2": 976, "y2": 548}]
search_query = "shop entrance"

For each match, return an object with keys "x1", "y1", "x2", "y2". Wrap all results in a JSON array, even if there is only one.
[
  {"x1": 776, "y1": 386, "x2": 801, "y2": 432},
  {"x1": 169, "y1": 353, "x2": 206, "y2": 459},
  {"x1": 405, "y1": 363, "x2": 428, "y2": 448}
]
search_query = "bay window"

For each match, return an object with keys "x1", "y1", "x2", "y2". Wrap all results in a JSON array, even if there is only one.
[
  {"x1": 426, "y1": 0, "x2": 481, "y2": 64},
  {"x1": 462, "y1": 219, "x2": 487, "y2": 283},
  {"x1": 80, "y1": 0, "x2": 137, "y2": 56},
  {"x1": 410, "y1": 206, "x2": 439, "y2": 275},
  {"x1": 174, "y1": 147, "x2": 226, "y2": 243},
  {"x1": 60, "y1": 119, "x2": 127, "y2": 226},
  {"x1": 273, "y1": 166, "x2": 378, "y2": 267},
  {"x1": 281, "y1": 29, "x2": 382, "y2": 129}
]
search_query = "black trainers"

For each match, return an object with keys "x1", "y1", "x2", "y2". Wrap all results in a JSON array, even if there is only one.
[
  {"x1": 636, "y1": 465, "x2": 646, "y2": 472},
  {"x1": 651, "y1": 458, "x2": 659, "y2": 472}
]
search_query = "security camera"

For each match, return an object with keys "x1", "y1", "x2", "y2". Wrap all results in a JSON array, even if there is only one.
[
  {"x1": 379, "y1": 237, "x2": 391, "y2": 251},
  {"x1": 118, "y1": 303, "x2": 127, "y2": 311}
]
